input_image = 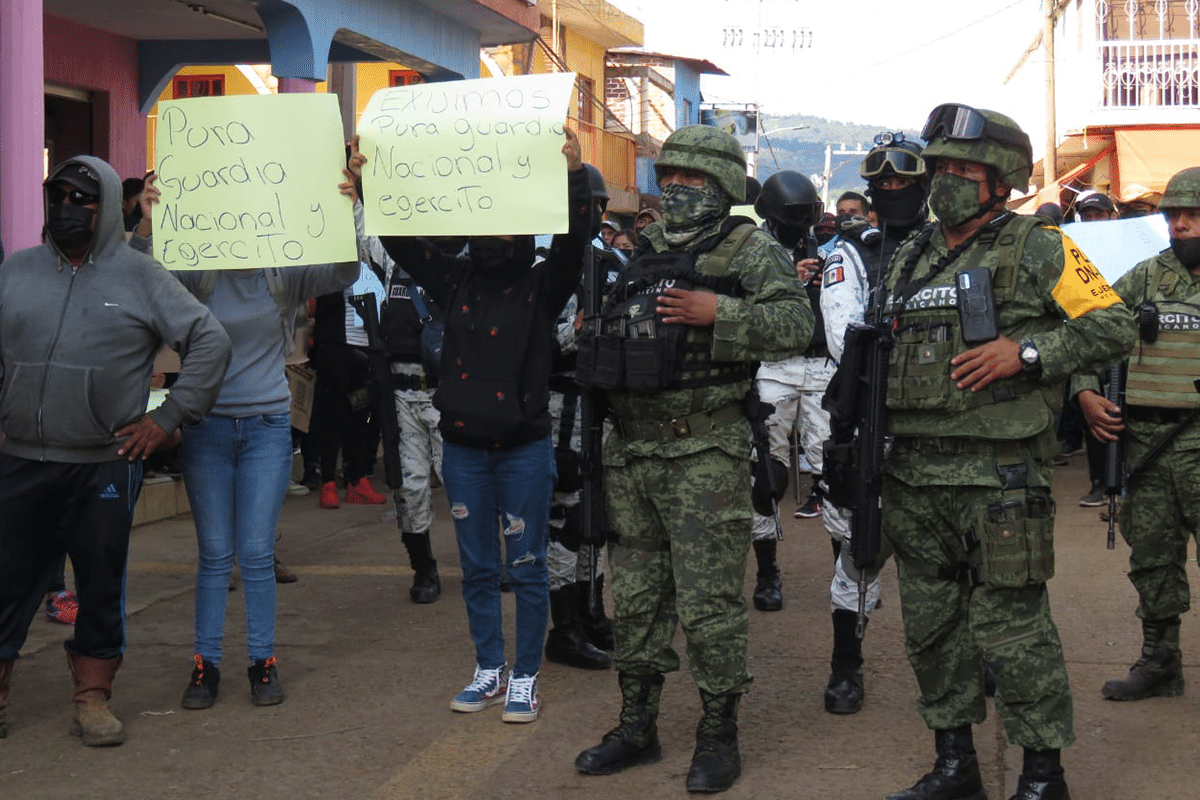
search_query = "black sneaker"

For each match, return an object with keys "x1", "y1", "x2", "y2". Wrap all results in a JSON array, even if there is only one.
[
  {"x1": 181, "y1": 654, "x2": 220, "y2": 710},
  {"x1": 1079, "y1": 485, "x2": 1106, "y2": 507},
  {"x1": 794, "y1": 493, "x2": 822, "y2": 519},
  {"x1": 248, "y1": 656, "x2": 284, "y2": 706}
]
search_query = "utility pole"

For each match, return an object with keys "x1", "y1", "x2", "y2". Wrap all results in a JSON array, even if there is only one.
[
  {"x1": 820, "y1": 143, "x2": 868, "y2": 208},
  {"x1": 1044, "y1": 0, "x2": 1058, "y2": 186}
]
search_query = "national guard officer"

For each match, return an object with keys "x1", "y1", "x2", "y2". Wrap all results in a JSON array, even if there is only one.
[
  {"x1": 878, "y1": 104, "x2": 1133, "y2": 800},
  {"x1": 1079, "y1": 166, "x2": 1200, "y2": 704},
  {"x1": 572, "y1": 125, "x2": 811, "y2": 793}
]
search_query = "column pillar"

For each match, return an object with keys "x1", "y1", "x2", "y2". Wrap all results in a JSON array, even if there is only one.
[{"x1": 0, "y1": 0, "x2": 46, "y2": 251}]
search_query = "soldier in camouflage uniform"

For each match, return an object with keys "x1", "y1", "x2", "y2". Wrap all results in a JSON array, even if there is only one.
[
  {"x1": 1078, "y1": 166, "x2": 1200, "y2": 703},
  {"x1": 573, "y1": 125, "x2": 811, "y2": 794},
  {"x1": 879, "y1": 104, "x2": 1133, "y2": 800}
]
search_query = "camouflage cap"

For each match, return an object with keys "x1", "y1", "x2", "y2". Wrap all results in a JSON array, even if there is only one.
[
  {"x1": 922, "y1": 108, "x2": 1032, "y2": 192},
  {"x1": 655, "y1": 125, "x2": 747, "y2": 203},
  {"x1": 1158, "y1": 167, "x2": 1200, "y2": 210}
]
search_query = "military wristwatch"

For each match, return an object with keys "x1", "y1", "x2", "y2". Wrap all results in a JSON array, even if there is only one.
[{"x1": 1018, "y1": 339, "x2": 1041, "y2": 373}]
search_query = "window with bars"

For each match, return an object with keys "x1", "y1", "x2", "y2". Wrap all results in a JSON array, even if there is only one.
[
  {"x1": 388, "y1": 69, "x2": 425, "y2": 87},
  {"x1": 173, "y1": 75, "x2": 224, "y2": 99}
]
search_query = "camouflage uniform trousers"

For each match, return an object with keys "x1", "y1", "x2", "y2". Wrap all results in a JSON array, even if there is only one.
[
  {"x1": 1117, "y1": 429, "x2": 1200, "y2": 632},
  {"x1": 546, "y1": 389, "x2": 607, "y2": 590},
  {"x1": 392, "y1": 379, "x2": 443, "y2": 535},
  {"x1": 606, "y1": 446, "x2": 753, "y2": 695},
  {"x1": 883, "y1": 474, "x2": 1074, "y2": 751}
]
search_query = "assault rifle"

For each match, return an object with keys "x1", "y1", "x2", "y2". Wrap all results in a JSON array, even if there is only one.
[
  {"x1": 822, "y1": 317, "x2": 893, "y2": 636},
  {"x1": 577, "y1": 244, "x2": 609, "y2": 614},
  {"x1": 348, "y1": 293, "x2": 404, "y2": 515},
  {"x1": 1102, "y1": 365, "x2": 1126, "y2": 550}
]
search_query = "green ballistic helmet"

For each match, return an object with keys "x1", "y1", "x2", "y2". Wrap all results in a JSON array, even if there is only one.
[
  {"x1": 655, "y1": 125, "x2": 747, "y2": 203},
  {"x1": 920, "y1": 104, "x2": 1033, "y2": 192},
  {"x1": 1158, "y1": 167, "x2": 1200, "y2": 210}
]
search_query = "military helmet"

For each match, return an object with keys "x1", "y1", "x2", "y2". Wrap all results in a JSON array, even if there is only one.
[
  {"x1": 655, "y1": 125, "x2": 747, "y2": 203},
  {"x1": 920, "y1": 103, "x2": 1033, "y2": 191},
  {"x1": 755, "y1": 170, "x2": 823, "y2": 229},
  {"x1": 1158, "y1": 167, "x2": 1200, "y2": 210}
]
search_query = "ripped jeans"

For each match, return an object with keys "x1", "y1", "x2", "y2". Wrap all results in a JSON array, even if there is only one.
[{"x1": 442, "y1": 437, "x2": 554, "y2": 678}]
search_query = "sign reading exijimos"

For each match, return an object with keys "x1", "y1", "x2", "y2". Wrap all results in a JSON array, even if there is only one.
[
  {"x1": 152, "y1": 93, "x2": 355, "y2": 270},
  {"x1": 357, "y1": 73, "x2": 576, "y2": 236}
]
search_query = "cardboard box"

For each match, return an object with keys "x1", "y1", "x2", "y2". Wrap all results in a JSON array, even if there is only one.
[{"x1": 286, "y1": 364, "x2": 317, "y2": 432}]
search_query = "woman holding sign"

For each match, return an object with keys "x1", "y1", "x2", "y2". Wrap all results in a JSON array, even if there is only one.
[
  {"x1": 362, "y1": 129, "x2": 589, "y2": 723},
  {"x1": 133, "y1": 176, "x2": 358, "y2": 711}
]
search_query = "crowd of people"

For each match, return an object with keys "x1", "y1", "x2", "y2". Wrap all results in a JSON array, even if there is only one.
[{"x1": 2, "y1": 100, "x2": 1199, "y2": 800}]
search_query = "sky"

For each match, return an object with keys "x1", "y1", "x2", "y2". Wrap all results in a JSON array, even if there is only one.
[{"x1": 608, "y1": 0, "x2": 1051, "y2": 152}]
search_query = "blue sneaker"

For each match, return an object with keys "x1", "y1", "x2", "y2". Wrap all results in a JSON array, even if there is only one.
[
  {"x1": 450, "y1": 665, "x2": 507, "y2": 713},
  {"x1": 501, "y1": 672, "x2": 540, "y2": 723}
]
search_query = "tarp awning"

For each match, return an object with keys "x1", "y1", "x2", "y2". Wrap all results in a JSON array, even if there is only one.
[{"x1": 1115, "y1": 128, "x2": 1200, "y2": 194}]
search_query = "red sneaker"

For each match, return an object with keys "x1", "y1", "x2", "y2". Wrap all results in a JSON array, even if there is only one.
[
  {"x1": 345, "y1": 476, "x2": 386, "y2": 505},
  {"x1": 46, "y1": 589, "x2": 79, "y2": 625},
  {"x1": 319, "y1": 481, "x2": 340, "y2": 509}
]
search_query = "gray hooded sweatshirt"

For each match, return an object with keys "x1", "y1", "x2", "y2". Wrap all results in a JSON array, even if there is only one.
[{"x1": 0, "y1": 155, "x2": 232, "y2": 463}]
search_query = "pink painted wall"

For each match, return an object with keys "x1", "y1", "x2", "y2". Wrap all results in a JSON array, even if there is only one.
[{"x1": 44, "y1": 16, "x2": 148, "y2": 182}]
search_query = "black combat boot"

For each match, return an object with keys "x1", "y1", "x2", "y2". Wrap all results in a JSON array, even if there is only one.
[
  {"x1": 576, "y1": 673, "x2": 664, "y2": 775},
  {"x1": 578, "y1": 577, "x2": 616, "y2": 651},
  {"x1": 545, "y1": 584, "x2": 611, "y2": 670},
  {"x1": 686, "y1": 691, "x2": 741, "y2": 793},
  {"x1": 885, "y1": 726, "x2": 986, "y2": 800},
  {"x1": 401, "y1": 532, "x2": 441, "y2": 604},
  {"x1": 1102, "y1": 617, "x2": 1184, "y2": 700},
  {"x1": 752, "y1": 539, "x2": 782, "y2": 611},
  {"x1": 825, "y1": 609, "x2": 864, "y2": 714},
  {"x1": 1009, "y1": 749, "x2": 1070, "y2": 800}
]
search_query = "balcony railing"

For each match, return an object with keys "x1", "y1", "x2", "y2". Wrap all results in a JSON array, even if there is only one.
[
  {"x1": 567, "y1": 116, "x2": 637, "y2": 193},
  {"x1": 1100, "y1": 38, "x2": 1200, "y2": 107}
]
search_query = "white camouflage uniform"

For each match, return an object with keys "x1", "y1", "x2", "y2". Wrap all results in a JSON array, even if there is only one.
[{"x1": 818, "y1": 235, "x2": 887, "y2": 614}]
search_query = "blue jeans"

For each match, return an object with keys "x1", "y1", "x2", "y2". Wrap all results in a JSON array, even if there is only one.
[
  {"x1": 180, "y1": 413, "x2": 291, "y2": 665},
  {"x1": 442, "y1": 437, "x2": 554, "y2": 678}
]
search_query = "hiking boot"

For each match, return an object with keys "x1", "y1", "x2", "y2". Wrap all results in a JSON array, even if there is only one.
[
  {"x1": 825, "y1": 609, "x2": 864, "y2": 714},
  {"x1": 450, "y1": 664, "x2": 507, "y2": 713},
  {"x1": 319, "y1": 481, "x2": 340, "y2": 509},
  {"x1": 46, "y1": 589, "x2": 79, "y2": 625},
  {"x1": 1010, "y1": 749, "x2": 1070, "y2": 800},
  {"x1": 0, "y1": 660, "x2": 12, "y2": 739},
  {"x1": 247, "y1": 657, "x2": 284, "y2": 706},
  {"x1": 501, "y1": 672, "x2": 540, "y2": 723},
  {"x1": 1078, "y1": 484, "x2": 1105, "y2": 507},
  {"x1": 273, "y1": 557, "x2": 298, "y2": 584},
  {"x1": 401, "y1": 532, "x2": 440, "y2": 604},
  {"x1": 752, "y1": 539, "x2": 782, "y2": 612},
  {"x1": 181, "y1": 654, "x2": 220, "y2": 710},
  {"x1": 345, "y1": 476, "x2": 386, "y2": 505},
  {"x1": 546, "y1": 585, "x2": 611, "y2": 670},
  {"x1": 67, "y1": 653, "x2": 125, "y2": 747},
  {"x1": 686, "y1": 691, "x2": 741, "y2": 793},
  {"x1": 885, "y1": 726, "x2": 986, "y2": 800},
  {"x1": 576, "y1": 673, "x2": 664, "y2": 775}
]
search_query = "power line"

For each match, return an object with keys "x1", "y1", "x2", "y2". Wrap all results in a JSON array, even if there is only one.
[{"x1": 866, "y1": 0, "x2": 1029, "y2": 68}]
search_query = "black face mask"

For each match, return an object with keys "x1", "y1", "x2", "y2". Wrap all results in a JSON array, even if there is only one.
[
  {"x1": 766, "y1": 220, "x2": 805, "y2": 249},
  {"x1": 46, "y1": 204, "x2": 95, "y2": 250},
  {"x1": 434, "y1": 236, "x2": 467, "y2": 259},
  {"x1": 1170, "y1": 237, "x2": 1200, "y2": 269},
  {"x1": 871, "y1": 182, "x2": 927, "y2": 226},
  {"x1": 468, "y1": 236, "x2": 534, "y2": 277}
]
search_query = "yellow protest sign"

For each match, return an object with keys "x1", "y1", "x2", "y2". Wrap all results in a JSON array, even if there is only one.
[
  {"x1": 152, "y1": 93, "x2": 355, "y2": 270},
  {"x1": 358, "y1": 73, "x2": 576, "y2": 236}
]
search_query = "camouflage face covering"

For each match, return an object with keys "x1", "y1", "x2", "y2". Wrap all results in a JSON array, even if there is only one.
[
  {"x1": 661, "y1": 178, "x2": 730, "y2": 246},
  {"x1": 928, "y1": 172, "x2": 986, "y2": 228}
]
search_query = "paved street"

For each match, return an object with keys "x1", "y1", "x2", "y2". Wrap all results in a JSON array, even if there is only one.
[{"x1": 2, "y1": 456, "x2": 1197, "y2": 799}]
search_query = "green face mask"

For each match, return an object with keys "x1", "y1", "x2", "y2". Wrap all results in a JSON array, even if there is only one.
[
  {"x1": 660, "y1": 181, "x2": 728, "y2": 232},
  {"x1": 929, "y1": 172, "x2": 987, "y2": 228}
]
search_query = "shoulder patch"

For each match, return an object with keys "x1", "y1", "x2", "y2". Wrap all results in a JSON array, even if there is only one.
[
  {"x1": 824, "y1": 253, "x2": 843, "y2": 266},
  {"x1": 1052, "y1": 232, "x2": 1123, "y2": 318},
  {"x1": 824, "y1": 266, "x2": 846, "y2": 286}
]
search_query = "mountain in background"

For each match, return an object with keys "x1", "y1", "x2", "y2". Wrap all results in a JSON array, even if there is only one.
[{"x1": 753, "y1": 113, "x2": 922, "y2": 200}]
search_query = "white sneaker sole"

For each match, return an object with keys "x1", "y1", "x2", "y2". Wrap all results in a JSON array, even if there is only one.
[
  {"x1": 501, "y1": 705, "x2": 540, "y2": 723},
  {"x1": 450, "y1": 694, "x2": 505, "y2": 713}
]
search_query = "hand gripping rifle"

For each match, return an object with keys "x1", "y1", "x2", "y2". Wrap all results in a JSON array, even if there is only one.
[
  {"x1": 1102, "y1": 365, "x2": 1126, "y2": 550},
  {"x1": 347, "y1": 294, "x2": 404, "y2": 515}
]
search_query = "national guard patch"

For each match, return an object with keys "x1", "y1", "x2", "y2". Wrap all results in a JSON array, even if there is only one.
[
  {"x1": 1053, "y1": 232, "x2": 1122, "y2": 317},
  {"x1": 825, "y1": 266, "x2": 845, "y2": 286}
]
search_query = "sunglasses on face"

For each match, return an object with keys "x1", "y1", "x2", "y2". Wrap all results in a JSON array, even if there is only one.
[{"x1": 48, "y1": 186, "x2": 100, "y2": 206}]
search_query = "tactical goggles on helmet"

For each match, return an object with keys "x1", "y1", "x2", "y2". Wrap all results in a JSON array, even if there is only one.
[
  {"x1": 920, "y1": 103, "x2": 1030, "y2": 155},
  {"x1": 860, "y1": 147, "x2": 925, "y2": 180}
]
